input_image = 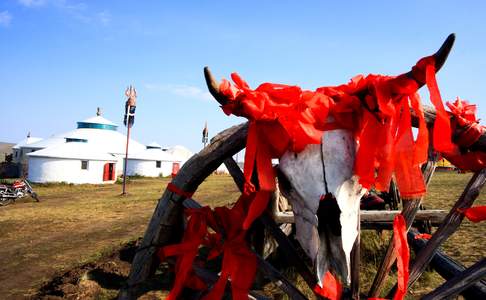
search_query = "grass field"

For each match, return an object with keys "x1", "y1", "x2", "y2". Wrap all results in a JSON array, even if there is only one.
[{"x1": 0, "y1": 172, "x2": 484, "y2": 299}]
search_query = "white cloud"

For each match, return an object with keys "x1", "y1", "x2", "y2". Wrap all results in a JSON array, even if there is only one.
[
  {"x1": 96, "y1": 10, "x2": 111, "y2": 25},
  {"x1": 144, "y1": 83, "x2": 213, "y2": 101},
  {"x1": 17, "y1": 0, "x2": 46, "y2": 7},
  {"x1": 17, "y1": 0, "x2": 110, "y2": 26},
  {"x1": 0, "y1": 11, "x2": 12, "y2": 27}
]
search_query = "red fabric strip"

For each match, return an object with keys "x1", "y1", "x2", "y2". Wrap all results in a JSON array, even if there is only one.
[
  {"x1": 393, "y1": 214, "x2": 410, "y2": 300},
  {"x1": 167, "y1": 182, "x2": 195, "y2": 199},
  {"x1": 313, "y1": 271, "x2": 343, "y2": 300},
  {"x1": 459, "y1": 206, "x2": 486, "y2": 223},
  {"x1": 414, "y1": 233, "x2": 432, "y2": 240}
]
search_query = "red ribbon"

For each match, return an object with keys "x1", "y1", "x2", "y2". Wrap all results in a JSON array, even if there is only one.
[
  {"x1": 393, "y1": 215, "x2": 410, "y2": 300},
  {"x1": 458, "y1": 205, "x2": 486, "y2": 223},
  {"x1": 414, "y1": 233, "x2": 432, "y2": 240},
  {"x1": 160, "y1": 197, "x2": 257, "y2": 300},
  {"x1": 167, "y1": 182, "x2": 195, "y2": 199},
  {"x1": 313, "y1": 271, "x2": 343, "y2": 300}
]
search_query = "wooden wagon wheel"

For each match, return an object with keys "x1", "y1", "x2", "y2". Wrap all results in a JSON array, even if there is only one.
[
  {"x1": 118, "y1": 34, "x2": 486, "y2": 299},
  {"x1": 117, "y1": 114, "x2": 486, "y2": 300}
]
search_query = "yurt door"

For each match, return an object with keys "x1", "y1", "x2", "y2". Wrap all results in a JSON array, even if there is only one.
[
  {"x1": 103, "y1": 163, "x2": 115, "y2": 181},
  {"x1": 171, "y1": 162, "x2": 180, "y2": 178}
]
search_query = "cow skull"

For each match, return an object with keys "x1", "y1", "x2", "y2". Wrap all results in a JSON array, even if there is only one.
[{"x1": 204, "y1": 33, "x2": 455, "y2": 288}]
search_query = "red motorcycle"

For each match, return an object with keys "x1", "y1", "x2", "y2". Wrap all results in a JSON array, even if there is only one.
[{"x1": 0, "y1": 180, "x2": 39, "y2": 206}]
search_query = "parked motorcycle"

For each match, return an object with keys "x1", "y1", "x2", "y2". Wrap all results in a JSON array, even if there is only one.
[{"x1": 0, "y1": 180, "x2": 39, "y2": 206}]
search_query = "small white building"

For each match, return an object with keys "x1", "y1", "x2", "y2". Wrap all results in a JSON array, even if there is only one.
[
  {"x1": 27, "y1": 140, "x2": 118, "y2": 184},
  {"x1": 126, "y1": 142, "x2": 177, "y2": 177},
  {"x1": 12, "y1": 134, "x2": 43, "y2": 165}
]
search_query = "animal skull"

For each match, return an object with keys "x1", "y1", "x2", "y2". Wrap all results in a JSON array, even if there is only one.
[{"x1": 278, "y1": 121, "x2": 365, "y2": 285}]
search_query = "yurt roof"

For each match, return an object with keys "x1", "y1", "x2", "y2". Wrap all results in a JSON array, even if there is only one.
[
  {"x1": 129, "y1": 148, "x2": 174, "y2": 161},
  {"x1": 146, "y1": 142, "x2": 162, "y2": 149},
  {"x1": 26, "y1": 115, "x2": 145, "y2": 154},
  {"x1": 166, "y1": 145, "x2": 193, "y2": 161},
  {"x1": 27, "y1": 142, "x2": 117, "y2": 161},
  {"x1": 13, "y1": 137, "x2": 43, "y2": 149}
]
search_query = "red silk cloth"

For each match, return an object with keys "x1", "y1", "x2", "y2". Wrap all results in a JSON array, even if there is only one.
[
  {"x1": 414, "y1": 233, "x2": 432, "y2": 240},
  {"x1": 442, "y1": 98, "x2": 486, "y2": 171},
  {"x1": 393, "y1": 214, "x2": 410, "y2": 300},
  {"x1": 159, "y1": 195, "x2": 257, "y2": 300},
  {"x1": 219, "y1": 55, "x2": 453, "y2": 230},
  {"x1": 459, "y1": 205, "x2": 486, "y2": 223},
  {"x1": 313, "y1": 271, "x2": 343, "y2": 300}
]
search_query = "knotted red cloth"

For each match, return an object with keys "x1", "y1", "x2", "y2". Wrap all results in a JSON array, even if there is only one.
[
  {"x1": 219, "y1": 55, "x2": 452, "y2": 231},
  {"x1": 160, "y1": 195, "x2": 257, "y2": 300},
  {"x1": 458, "y1": 205, "x2": 486, "y2": 223},
  {"x1": 442, "y1": 98, "x2": 486, "y2": 171}
]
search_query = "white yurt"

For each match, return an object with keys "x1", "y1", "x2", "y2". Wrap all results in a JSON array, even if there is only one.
[
  {"x1": 21, "y1": 112, "x2": 147, "y2": 183},
  {"x1": 165, "y1": 145, "x2": 194, "y2": 165},
  {"x1": 126, "y1": 142, "x2": 176, "y2": 177},
  {"x1": 12, "y1": 133, "x2": 43, "y2": 164},
  {"x1": 27, "y1": 139, "x2": 118, "y2": 184}
]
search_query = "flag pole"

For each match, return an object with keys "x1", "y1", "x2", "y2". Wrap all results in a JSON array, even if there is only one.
[
  {"x1": 122, "y1": 106, "x2": 131, "y2": 195},
  {"x1": 122, "y1": 85, "x2": 137, "y2": 196}
]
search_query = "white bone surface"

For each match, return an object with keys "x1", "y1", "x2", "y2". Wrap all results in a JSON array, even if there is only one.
[{"x1": 279, "y1": 125, "x2": 366, "y2": 285}]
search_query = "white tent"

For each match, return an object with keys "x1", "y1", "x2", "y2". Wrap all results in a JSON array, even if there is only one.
[
  {"x1": 12, "y1": 135, "x2": 43, "y2": 164},
  {"x1": 27, "y1": 141, "x2": 118, "y2": 184},
  {"x1": 26, "y1": 115, "x2": 145, "y2": 175},
  {"x1": 127, "y1": 142, "x2": 177, "y2": 177}
]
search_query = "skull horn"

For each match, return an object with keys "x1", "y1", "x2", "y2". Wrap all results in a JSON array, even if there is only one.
[
  {"x1": 403, "y1": 33, "x2": 455, "y2": 86},
  {"x1": 204, "y1": 66, "x2": 229, "y2": 106}
]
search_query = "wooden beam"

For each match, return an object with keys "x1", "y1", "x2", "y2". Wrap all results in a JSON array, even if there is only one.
[
  {"x1": 350, "y1": 217, "x2": 361, "y2": 300},
  {"x1": 273, "y1": 209, "x2": 448, "y2": 225},
  {"x1": 256, "y1": 254, "x2": 308, "y2": 300},
  {"x1": 407, "y1": 229, "x2": 486, "y2": 299},
  {"x1": 368, "y1": 158, "x2": 436, "y2": 298},
  {"x1": 118, "y1": 123, "x2": 248, "y2": 300},
  {"x1": 422, "y1": 258, "x2": 486, "y2": 300},
  {"x1": 399, "y1": 169, "x2": 486, "y2": 292}
]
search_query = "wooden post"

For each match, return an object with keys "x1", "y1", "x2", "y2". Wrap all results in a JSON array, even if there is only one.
[
  {"x1": 408, "y1": 229, "x2": 486, "y2": 299},
  {"x1": 121, "y1": 123, "x2": 131, "y2": 195},
  {"x1": 386, "y1": 169, "x2": 486, "y2": 297},
  {"x1": 350, "y1": 216, "x2": 360, "y2": 299},
  {"x1": 368, "y1": 158, "x2": 436, "y2": 298},
  {"x1": 118, "y1": 123, "x2": 248, "y2": 300},
  {"x1": 422, "y1": 258, "x2": 486, "y2": 300}
]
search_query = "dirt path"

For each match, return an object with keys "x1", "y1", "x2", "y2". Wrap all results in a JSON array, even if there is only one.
[{"x1": 0, "y1": 179, "x2": 167, "y2": 299}]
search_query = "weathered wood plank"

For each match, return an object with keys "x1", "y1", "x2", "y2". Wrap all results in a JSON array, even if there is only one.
[
  {"x1": 368, "y1": 159, "x2": 436, "y2": 298},
  {"x1": 422, "y1": 258, "x2": 486, "y2": 300},
  {"x1": 407, "y1": 229, "x2": 486, "y2": 299},
  {"x1": 350, "y1": 216, "x2": 361, "y2": 300},
  {"x1": 403, "y1": 169, "x2": 486, "y2": 290},
  {"x1": 256, "y1": 254, "x2": 308, "y2": 300},
  {"x1": 118, "y1": 123, "x2": 248, "y2": 300},
  {"x1": 273, "y1": 209, "x2": 448, "y2": 225}
]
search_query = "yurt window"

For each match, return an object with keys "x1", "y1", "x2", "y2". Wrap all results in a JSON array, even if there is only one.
[
  {"x1": 156, "y1": 161, "x2": 161, "y2": 168},
  {"x1": 81, "y1": 160, "x2": 89, "y2": 170}
]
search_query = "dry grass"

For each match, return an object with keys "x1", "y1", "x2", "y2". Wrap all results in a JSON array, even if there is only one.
[
  {"x1": 0, "y1": 172, "x2": 484, "y2": 299},
  {"x1": 0, "y1": 175, "x2": 239, "y2": 298}
]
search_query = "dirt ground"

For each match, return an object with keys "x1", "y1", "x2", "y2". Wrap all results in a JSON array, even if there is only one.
[
  {"x1": 0, "y1": 173, "x2": 484, "y2": 299},
  {"x1": 0, "y1": 176, "x2": 240, "y2": 299}
]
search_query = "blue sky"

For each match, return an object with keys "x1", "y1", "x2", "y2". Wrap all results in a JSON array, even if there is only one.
[{"x1": 1, "y1": 1, "x2": 485, "y2": 152}]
